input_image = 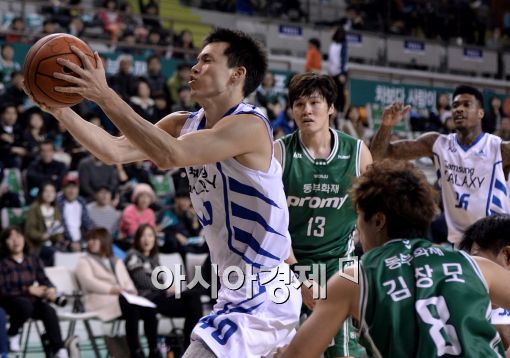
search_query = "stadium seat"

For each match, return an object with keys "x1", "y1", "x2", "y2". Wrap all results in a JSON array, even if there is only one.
[
  {"x1": 54, "y1": 252, "x2": 86, "y2": 270},
  {"x1": 44, "y1": 266, "x2": 102, "y2": 357}
]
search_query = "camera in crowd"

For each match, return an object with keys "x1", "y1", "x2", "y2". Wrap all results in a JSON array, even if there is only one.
[{"x1": 53, "y1": 295, "x2": 68, "y2": 307}]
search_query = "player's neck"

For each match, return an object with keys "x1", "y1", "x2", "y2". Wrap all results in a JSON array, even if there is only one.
[
  {"x1": 299, "y1": 127, "x2": 332, "y2": 159},
  {"x1": 456, "y1": 128, "x2": 483, "y2": 146},
  {"x1": 200, "y1": 93, "x2": 244, "y2": 127}
]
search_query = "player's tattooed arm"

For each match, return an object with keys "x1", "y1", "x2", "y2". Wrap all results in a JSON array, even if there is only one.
[
  {"x1": 370, "y1": 103, "x2": 439, "y2": 161},
  {"x1": 500, "y1": 141, "x2": 510, "y2": 178}
]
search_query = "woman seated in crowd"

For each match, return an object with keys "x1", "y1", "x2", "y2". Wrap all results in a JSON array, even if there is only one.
[
  {"x1": 118, "y1": 183, "x2": 157, "y2": 249},
  {"x1": 125, "y1": 224, "x2": 203, "y2": 349},
  {"x1": 0, "y1": 226, "x2": 68, "y2": 357},
  {"x1": 75, "y1": 228, "x2": 159, "y2": 358},
  {"x1": 25, "y1": 182, "x2": 64, "y2": 266}
]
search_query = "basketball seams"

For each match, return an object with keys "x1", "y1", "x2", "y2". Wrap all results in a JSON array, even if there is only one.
[
  {"x1": 23, "y1": 33, "x2": 61, "y2": 96},
  {"x1": 24, "y1": 33, "x2": 96, "y2": 107}
]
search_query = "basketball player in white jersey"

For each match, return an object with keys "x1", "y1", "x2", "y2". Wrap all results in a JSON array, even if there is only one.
[
  {"x1": 371, "y1": 85, "x2": 510, "y2": 245},
  {"x1": 25, "y1": 28, "x2": 301, "y2": 358}
]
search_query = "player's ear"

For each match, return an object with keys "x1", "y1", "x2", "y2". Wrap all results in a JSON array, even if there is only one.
[
  {"x1": 374, "y1": 212, "x2": 386, "y2": 232},
  {"x1": 478, "y1": 108, "x2": 484, "y2": 120},
  {"x1": 328, "y1": 104, "x2": 335, "y2": 116},
  {"x1": 232, "y1": 66, "x2": 247, "y2": 82},
  {"x1": 502, "y1": 246, "x2": 510, "y2": 269}
]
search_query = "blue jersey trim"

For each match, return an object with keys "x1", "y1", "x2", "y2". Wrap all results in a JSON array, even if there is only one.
[
  {"x1": 228, "y1": 176, "x2": 281, "y2": 208},
  {"x1": 486, "y1": 160, "x2": 503, "y2": 216},
  {"x1": 495, "y1": 179, "x2": 508, "y2": 196},
  {"x1": 216, "y1": 162, "x2": 270, "y2": 269},
  {"x1": 233, "y1": 227, "x2": 280, "y2": 261},
  {"x1": 231, "y1": 202, "x2": 285, "y2": 237},
  {"x1": 456, "y1": 132, "x2": 485, "y2": 152}
]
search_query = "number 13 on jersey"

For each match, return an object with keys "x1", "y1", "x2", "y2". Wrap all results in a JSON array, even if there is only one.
[{"x1": 307, "y1": 216, "x2": 326, "y2": 237}]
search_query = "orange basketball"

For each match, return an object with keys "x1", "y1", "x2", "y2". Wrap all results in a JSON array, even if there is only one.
[{"x1": 23, "y1": 33, "x2": 97, "y2": 108}]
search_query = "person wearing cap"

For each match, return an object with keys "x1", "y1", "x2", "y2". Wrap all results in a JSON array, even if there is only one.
[
  {"x1": 56, "y1": 174, "x2": 93, "y2": 252},
  {"x1": 118, "y1": 183, "x2": 157, "y2": 248}
]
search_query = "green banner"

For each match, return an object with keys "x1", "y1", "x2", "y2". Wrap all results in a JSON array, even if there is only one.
[{"x1": 350, "y1": 78, "x2": 453, "y2": 110}]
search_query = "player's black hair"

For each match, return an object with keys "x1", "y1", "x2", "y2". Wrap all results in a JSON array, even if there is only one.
[
  {"x1": 453, "y1": 85, "x2": 484, "y2": 107},
  {"x1": 288, "y1": 72, "x2": 337, "y2": 108},
  {"x1": 459, "y1": 215, "x2": 510, "y2": 255},
  {"x1": 203, "y1": 28, "x2": 267, "y2": 97}
]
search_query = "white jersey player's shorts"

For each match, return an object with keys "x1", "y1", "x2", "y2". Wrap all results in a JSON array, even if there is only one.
[{"x1": 191, "y1": 263, "x2": 302, "y2": 358}]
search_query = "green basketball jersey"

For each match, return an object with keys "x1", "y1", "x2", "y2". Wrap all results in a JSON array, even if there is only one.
[
  {"x1": 277, "y1": 129, "x2": 361, "y2": 261},
  {"x1": 359, "y1": 238, "x2": 504, "y2": 357}
]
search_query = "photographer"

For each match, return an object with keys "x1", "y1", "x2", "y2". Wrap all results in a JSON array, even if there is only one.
[{"x1": 0, "y1": 226, "x2": 68, "y2": 357}]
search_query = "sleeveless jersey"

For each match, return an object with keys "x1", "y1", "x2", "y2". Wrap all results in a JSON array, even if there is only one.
[
  {"x1": 359, "y1": 238, "x2": 504, "y2": 358},
  {"x1": 277, "y1": 129, "x2": 361, "y2": 261},
  {"x1": 180, "y1": 103, "x2": 291, "y2": 279},
  {"x1": 433, "y1": 133, "x2": 510, "y2": 244}
]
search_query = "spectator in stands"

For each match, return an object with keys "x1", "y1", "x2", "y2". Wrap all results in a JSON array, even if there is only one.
[
  {"x1": 328, "y1": 26, "x2": 348, "y2": 115},
  {"x1": 162, "y1": 189, "x2": 207, "y2": 256},
  {"x1": 304, "y1": 38, "x2": 321, "y2": 73},
  {"x1": 342, "y1": 5, "x2": 365, "y2": 31},
  {"x1": 122, "y1": 160, "x2": 153, "y2": 185},
  {"x1": 26, "y1": 140, "x2": 67, "y2": 203},
  {"x1": 144, "y1": 55, "x2": 167, "y2": 97},
  {"x1": 0, "y1": 103, "x2": 25, "y2": 169},
  {"x1": 41, "y1": 0, "x2": 72, "y2": 28},
  {"x1": 77, "y1": 154, "x2": 118, "y2": 202},
  {"x1": 68, "y1": 16, "x2": 85, "y2": 38},
  {"x1": 97, "y1": 0, "x2": 123, "y2": 44},
  {"x1": 145, "y1": 30, "x2": 167, "y2": 58},
  {"x1": 0, "y1": 307, "x2": 7, "y2": 358},
  {"x1": 0, "y1": 44, "x2": 21, "y2": 86},
  {"x1": 75, "y1": 228, "x2": 159, "y2": 358},
  {"x1": 2, "y1": 71, "x2": 29, "y2": 114},
  {"x1": 129, "y1": 79, "x2": 155, "y2": 120},
  {"x1": 5, "y1": 17, "x2": 27, "y2": 43},
  {"x1": 87, "y1": 186, "x2": 120, "y2": 235},
  {"x1": 52, "y1": 121, "x2": 85, "y2": 169},
  {"x1": 495, "y1": 117, "x2": 510, "y2": 141},
  {"x1": 25, "y1": 182, "x2": 64, "y2": 266},
  {"x1": 0, "y1": 226, "x2": 68, "y2": 357},
  {"x1": 22, "y1": 111, "x2": 48, "y2": 167},
  {"x1": 110, "y1": 54, "x2": 137, "y2": 101},
  {"x1": 433, "y1": 93, "x2": 452, "y2": 125},
  {"x1": 41, "y1": 19, "x2": 57, "y2": 37},
  {"x1": 254, "y1": 72, "x2": 285, "y2": 120},
  {"x1": 140, "y1": 1, "x2": 164, "y2": 33},
  {"x1": 173, "y1": 29, "x2": 197, "y2": 62},
  {"x1": 271, "y1": 104, "x2": 295, "y2": 138},
  {"x1": 484, "y1": 96, "x2": 505, "y2": 134},
  {"x1": 166, "y1": 63, "x2": 192, "y2": 105},
  {"x1": 120, "y1": 2, "x2": 148, "y2": 40},
  {"x1": 118, "y1": 183, "x2": 157, "y2": 248},
  {"x1": 152, "y1": 91, "x2": 170, "y2": 124},
  {"x1": 56, "y1": 174, "x2": 94, "y2": 252},
  {"x1": 171, "y1": 85, "x2": 198, "y2": 112},
  {"x1": 125, "y1": 223, "x2": 203, "y2": 349}
]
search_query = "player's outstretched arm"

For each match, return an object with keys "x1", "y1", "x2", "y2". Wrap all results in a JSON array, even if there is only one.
[
  {"x1": 53, "y1": 47, "x2": 270, "y2": 170},
  {"x1": 359, "y1": 142, "x2": 373, "y2": 174},
  {"x1": 370, "y1": 102, "x2": 438, "y2": 161},
  {"x1": 475, "y1": 256, "x2": 510, "y2": 311},
  {"x1": 280, "y1": 270, "x2": 359, "y2": 358}
]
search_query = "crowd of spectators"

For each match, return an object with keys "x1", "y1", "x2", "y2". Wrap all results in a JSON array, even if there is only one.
[{"x1": 0, "y1": 0, "x2": 199, "y2": 58}]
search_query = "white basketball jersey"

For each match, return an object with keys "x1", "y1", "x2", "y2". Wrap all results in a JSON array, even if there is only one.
[
  {"x1": 433, "y1": 133, "x2": 510, "y2": 244},
  {"x1": 180, "y1": 103, "x2": 291, "y2": 279}
]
